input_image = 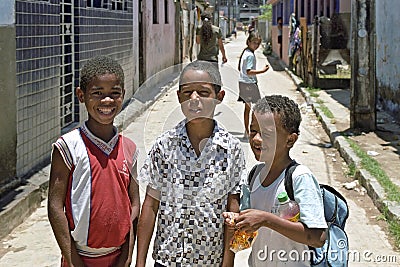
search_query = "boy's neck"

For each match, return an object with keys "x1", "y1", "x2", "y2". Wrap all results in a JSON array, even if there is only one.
[
  {"x1": 261, "y1": 157, "x2": 293, "y2": 187},
  {"x1": 85, "y1": 120, "x2": 116, "y2": 143},
  {"x1": 185, "y1": 118, "x2": 215, "y2": 157}
]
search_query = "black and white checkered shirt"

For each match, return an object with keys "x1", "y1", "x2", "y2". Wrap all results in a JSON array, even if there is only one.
[{"x1": 139, "y1": 120, "x2": 247, "y2": 267}]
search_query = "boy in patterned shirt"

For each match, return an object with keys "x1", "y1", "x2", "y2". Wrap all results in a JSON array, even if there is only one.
[{"x1": 136, "y1": 60, "x2": 247, "y2": 267}]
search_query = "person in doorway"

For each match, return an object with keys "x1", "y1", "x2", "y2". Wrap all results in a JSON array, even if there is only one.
[
  {"x1": 223, "y1": 95, "x2": 327, "y2": 267},
  {"x1": 48, "y1": 56, "x2": 140, "y2": 267},
  {"x1": 277, "y1": 17, "x2": 283, "y2": 58},
  {"x1": 232, "y1": 27, "x2": 237, "y2": 39},
  {"x1": 196, "y1": 11, "x2": 228, "y2": 64},
  {"x1": 136, "y1": 60, "x2": 247, "y2": 267},
  {"x1": 237, "y1": 32, "x2": 269, "y2": 138}
]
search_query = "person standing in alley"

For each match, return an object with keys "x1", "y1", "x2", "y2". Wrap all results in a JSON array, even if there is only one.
[
  {"x1": 277, "y1": 17, "x2": 283, "y2": 58},
  {"x1": 136, "y1": 60, "x2": 247, "y2": 267},
  {"x1": 48, "y1": 56, "x2": 140, "y2": 267},
  {"x1": 196, "y1": 11, "x2": 228, "y2": 64},
  {"x1": 237, "y1": 32, "x2": 269, "y2": 138}
]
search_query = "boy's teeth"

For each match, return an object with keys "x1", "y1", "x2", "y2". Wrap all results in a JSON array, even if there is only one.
[{"x1": 99, "y1": 108, "x2": 113, "y2": 114}]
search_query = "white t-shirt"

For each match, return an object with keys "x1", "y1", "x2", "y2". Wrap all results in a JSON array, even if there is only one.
[
  {"x1": 248, "y1": 164, "x2": 327, "y2": 267},
  {"x1": 239, "y1": 48, "x2": 257, "y2": 84}
]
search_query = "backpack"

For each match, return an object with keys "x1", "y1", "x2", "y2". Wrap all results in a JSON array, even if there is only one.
[{"x1": 248, "y1": 161, "x2": 349, "y2": 267}]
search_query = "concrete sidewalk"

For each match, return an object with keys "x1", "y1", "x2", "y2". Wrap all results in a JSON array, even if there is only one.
[{"x1": 283, "y1": 60, "x2": 400, "y2": 224}]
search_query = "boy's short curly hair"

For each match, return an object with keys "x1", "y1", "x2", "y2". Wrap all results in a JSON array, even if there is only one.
[
  {"x1": 79, "y1": 56, "x2": 124, "y2": 92},
  {"x1": 179, "y1": 60, "x2": 222, "y2": 93},
  {"x1": 253, "y1": 95, "x2": 301, "y2": 134}
]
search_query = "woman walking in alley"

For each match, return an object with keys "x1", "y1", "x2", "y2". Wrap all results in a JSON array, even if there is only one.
[{"x1": 196, "y1": 11, "x2": 227, "y2": 64}]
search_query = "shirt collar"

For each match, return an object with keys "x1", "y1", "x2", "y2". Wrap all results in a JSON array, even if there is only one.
[
  {"x1": 175, "y1": 119, "x2": 231, "y2": 150},
  {"x1": 80, "y1": 122, "x2": 119, "y2": 155}
]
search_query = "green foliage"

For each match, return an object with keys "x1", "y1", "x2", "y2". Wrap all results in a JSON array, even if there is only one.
[{"x1": 259, "y1": 4, "x2": 272, "y2": 21}]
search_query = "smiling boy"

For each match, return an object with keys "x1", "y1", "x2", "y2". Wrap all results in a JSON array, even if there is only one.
[
  {"x1": 224, "y1": 95, "x2": 326, "y2": 267},
  {"x1": 48, "y1": 56, "x2": 140, "y2": 267},
  {"x1": 136, "y1": 60, "x2": 247, "y2": 267}
]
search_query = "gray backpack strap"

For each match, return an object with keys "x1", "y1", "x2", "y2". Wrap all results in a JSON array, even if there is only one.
[{"x1": 247, "y1": 163, "x2": 265, "y2": 191}]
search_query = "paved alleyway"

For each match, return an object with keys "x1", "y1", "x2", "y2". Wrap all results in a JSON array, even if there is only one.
[{"x1": 1, "y1": 31, "x2": 399, "y2": 266}]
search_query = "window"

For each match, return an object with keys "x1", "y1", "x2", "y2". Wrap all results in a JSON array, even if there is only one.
[
  {"x1": 87, "y1": 0, "x2": 101, "y2": 8},
  {"x1": 112, "y1": 0, "x2": 123, "y2": 11},
  {"x1": 87, "y1": 0, "x2": 109, "y2": 9},
  {"x1": 153, "y1": 0, "x2": 159, "y2": 24},
  {"x1": 164, "y1": 0, "x2": 168, "y2": 24}
]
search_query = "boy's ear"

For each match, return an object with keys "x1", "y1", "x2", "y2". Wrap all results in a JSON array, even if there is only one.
[
  {"x1": 287, "y1": 133, "x2": 298, "y2": 148},
  {"x1": 216, "y1": 90, "x2": 225, "y2": 103},
  {"x1": 76, "y1": 87, "x2": 85, "y2": 103},
  {"x1": 177, "y1": 89, "x2": 182, "y2": 103}
]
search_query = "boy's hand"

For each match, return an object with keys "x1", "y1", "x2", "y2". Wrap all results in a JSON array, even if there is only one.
[
  {"x1": 235, "y1": 209, "x2": 269, "y2": 233},
  {"x1": 263, "y1": 65, "x2": 270, "y2": 73},
  {"x1": 222, "y1": 211, "x2": 238, "y2": 228}
]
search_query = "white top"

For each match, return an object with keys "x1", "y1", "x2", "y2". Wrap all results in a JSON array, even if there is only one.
[
  {"x1": 139, "y1": 119, "x2": 247, "y2": 267},
  {"x1": 239, "y1": 48, "x2": 258, "y2": 84},
  {"x1": 249, "y1": 164, "x2": 327, "y2": 267}
]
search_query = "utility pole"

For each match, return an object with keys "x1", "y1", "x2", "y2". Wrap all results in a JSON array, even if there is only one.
[{"x1": 350, "y1": 0, "x2": 376, "y2": 131}]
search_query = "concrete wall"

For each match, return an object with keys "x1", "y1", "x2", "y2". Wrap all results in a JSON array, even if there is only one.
[
  {"x1": 143, "y1": 0, "x2": 176, "y2": 82},
  {"x1": 14, "y1": 0, "x2": 61, "y2": 177},
  {"x1": 132, "y1": 0, "x2": 140, "y2": 94},
  {"x1": 376, "y1": 0, "x2": 400, "y2": 121},
  {"x1": 0, "y1": 0, "x2": 17, "y2": 192}
]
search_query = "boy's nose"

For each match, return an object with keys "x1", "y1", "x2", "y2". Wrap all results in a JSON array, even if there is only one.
[
  {"x1": 253, "y1": 132, "x2": 263, "y2": 142},
  {"x1": 190, "y1": 91, "x2": 200, "y2": 99},
  {"x1": 101, "y1": 96, "x2": 113, "y2": 102}
]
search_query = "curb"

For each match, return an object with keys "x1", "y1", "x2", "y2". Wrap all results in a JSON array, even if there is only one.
[
  {"x1": 0, "y1": 75, "x2": 180, "y2": 240},
  {"x1": 284, "y1": 67, "x2": 400, "y2": 223}
]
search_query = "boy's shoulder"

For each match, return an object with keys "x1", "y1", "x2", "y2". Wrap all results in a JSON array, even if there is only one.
[
  {"x1": 212, "y1": 121, "x2": 242, "y2": 149},
  {"x1": 57, "y1": 127, "x2": 81, "y2": 143},
  {"x1": 291, "y1": 164, "x2": 312, "y2": 175}
]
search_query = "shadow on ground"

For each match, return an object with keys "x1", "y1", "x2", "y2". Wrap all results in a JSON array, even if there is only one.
[{"x1": 266, "y1": 54, "x2": 286, "y2": 71}]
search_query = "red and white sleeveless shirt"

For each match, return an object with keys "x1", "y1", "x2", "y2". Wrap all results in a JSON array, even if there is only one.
[{"x1": 53, "y1": 123, "x2": 138, "y2": 257}]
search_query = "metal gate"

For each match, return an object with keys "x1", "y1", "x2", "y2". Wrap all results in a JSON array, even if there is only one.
[{"x1": 60, "y1": 0, "x2": 74, "y2": 128}]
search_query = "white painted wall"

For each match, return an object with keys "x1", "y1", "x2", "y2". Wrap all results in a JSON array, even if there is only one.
[{"x1": 376, "y1": 0, "x2": 400, "y2": 118}]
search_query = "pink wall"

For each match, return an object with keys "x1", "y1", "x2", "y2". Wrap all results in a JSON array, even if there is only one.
[{"x1": 143, "y1": 1, "x2": 177, "y2": 80}]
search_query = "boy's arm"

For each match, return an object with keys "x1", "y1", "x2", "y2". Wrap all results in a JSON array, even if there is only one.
[
  {"x1": 116, "y1": 163, "x2": 140, "y2": 267},
  {"x1": 236, "y1": 209, "x2": 326, "y2": 248},
  {"x1": 48, "y1": 148, "x2": 84, "y2": 267},
  {"x1": 196, "y1": 35, "x2": 201, "y2": 44},
  {"x1": 135, "y1": 186, "x2": 160, "y2": 267},
  {"x1": 222, "y1": 193, "x2": 240, "y2": 267}
]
